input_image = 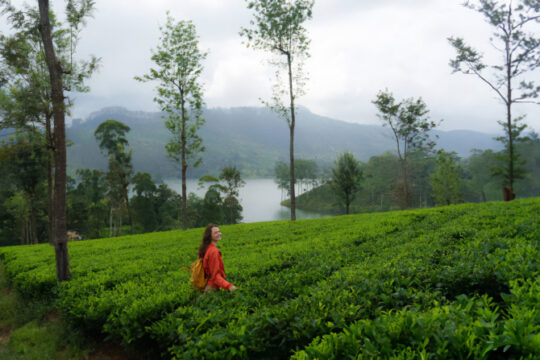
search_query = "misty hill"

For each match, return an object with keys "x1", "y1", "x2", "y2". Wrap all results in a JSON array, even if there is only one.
[{"x1": 67, "y1": 106, "x2": 501, "y2": 179}]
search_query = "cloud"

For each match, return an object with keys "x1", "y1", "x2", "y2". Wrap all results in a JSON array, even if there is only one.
[{"x1": 1, "y1": 0, "x2": 538, "y2": 133}]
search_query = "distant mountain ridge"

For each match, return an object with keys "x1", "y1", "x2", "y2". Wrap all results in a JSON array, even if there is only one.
[{"x1": 66, "y1": 106, "x2": 501, "y2": 179}]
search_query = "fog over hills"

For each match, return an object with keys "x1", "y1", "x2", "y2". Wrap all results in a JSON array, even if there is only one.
[{"x1": 67, "y1": 106, "x2": 501, "y2": 179}]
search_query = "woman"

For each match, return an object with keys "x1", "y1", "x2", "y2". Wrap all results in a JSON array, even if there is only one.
[{"x1": 199, "y1": 224, "x2": 237, "y2": 292}]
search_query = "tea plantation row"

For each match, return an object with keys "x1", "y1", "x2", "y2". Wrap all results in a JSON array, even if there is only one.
[{"x1": 0, "y1": 198, "x2": 538, "y2": 359}]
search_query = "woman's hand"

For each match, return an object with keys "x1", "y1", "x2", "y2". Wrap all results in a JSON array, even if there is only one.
[{"x1": 229, "y1": 285, "x2": 237, "y2": 291}]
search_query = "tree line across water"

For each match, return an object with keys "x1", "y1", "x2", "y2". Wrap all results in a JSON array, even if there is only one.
[
  {"x1": 282, "y1": 138, "x2": 540, "y2": 215},
  {"x1": 2, "y1": 112, "x2": 538, "y2": 247},
  {"x1": 0, "y1": 118, "x2": 246, "y2": 246}
]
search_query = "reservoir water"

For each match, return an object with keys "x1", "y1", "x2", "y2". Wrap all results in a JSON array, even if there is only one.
[{"x1": 162, "y1": 178, "x2": 327, "y2": 223}]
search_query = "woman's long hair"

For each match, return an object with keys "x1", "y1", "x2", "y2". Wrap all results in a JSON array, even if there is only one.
[{"x1": 198, "y1": 223, "x2": 216, "y2": 259}]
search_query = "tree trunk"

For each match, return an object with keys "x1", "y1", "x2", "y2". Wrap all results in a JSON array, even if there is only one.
[
  {"x1": 181, "y1": 95, "x2": 188, "y2": 230},
  {"x1": 506, "y1": 96, "x2": 514, "y2": 193},
  {"x1": 46, "y1": 113, "x2": 54, "y2": 244},
  {"x1": 109, "y1": 207, "x2": 113, "y2": 237},
  {"x1": 397, "y1": 159, "x2": 409, "y2": 210},
  {"x1": 29, "y1": 194, "x2": 38, "y2": 244},
  {"x1": 26, "y1": 219, "x2": 30, "y2": 245},
  {"x1": 38, "y1": 0, "x2": 70, "y2": 281},
  {"x1": 21, "y1": 219, "x2": 27, "y2": 245},
  {"x1": 289, "y1": 125, "x2": 296, "y2": 221},
  {"x1": 123, "y1": 183, "x2": 134, "y2": 234},
  {"x1": 287, "y1": 55, "x2": 296, "y2": 221},
  {"x1": 125, "y1": 195, "x2": 134, "y2": 234},
  {"x1": 403, "y1": 161, "x2": 410, "y2": 209},
  {"x1": 229, "y1": 199, "x2": 233, "y2": 225},
  {"x1": 118, "y1": 212, "x2": 122, "y2": 236},
  {"x1": 506, "y1": 9, "x2": 515, "y2": 198}
]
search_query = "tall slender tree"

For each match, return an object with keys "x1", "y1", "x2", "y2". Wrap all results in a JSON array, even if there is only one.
[
  {"x1": 37, "y1": 0, "x2": 68, "y2": 280},
  {"x1": 241, "y1": 0, "x2": 314, "y2": 221},
  {"x1": 0, "y1": 0, "x2": 99, "y2": 244},
  {"x1": 448, "y1": 0, "x2": 540, "y2": 199},
  {"x1": 372, "y1": 90, "x2": 438, "y2": 209},
  {"x1": 136, "y1": 14, "x2": 206, "y2": 230},
  {"x1": 94, "y1": 120, "x2": 134, "y2": 235}
]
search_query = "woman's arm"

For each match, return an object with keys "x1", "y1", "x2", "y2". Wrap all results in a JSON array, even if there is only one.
[{"x1": 208, "y1": 251, "x2": 233, "y2": 290}]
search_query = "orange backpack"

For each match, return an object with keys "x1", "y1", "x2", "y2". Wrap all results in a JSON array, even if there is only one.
[{"x1": 190, "y1": 258, "x2": 207, "y2": 291}]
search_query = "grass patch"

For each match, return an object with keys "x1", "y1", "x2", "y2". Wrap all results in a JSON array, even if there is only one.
[
  {"x1": 0, "y1": 268, "x2": 94, "y2": 360},
  {"x1": 8, "y1": 321, "x2": 60, "y2": 359}
]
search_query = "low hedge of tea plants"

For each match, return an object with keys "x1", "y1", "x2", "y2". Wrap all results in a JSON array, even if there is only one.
[{"x1": 0, "y1": 198, "x2": 538, "y2": 359}]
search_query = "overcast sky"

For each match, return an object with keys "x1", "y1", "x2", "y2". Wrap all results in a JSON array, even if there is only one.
[{"x1": 3, "y1": 0, "x2": 540, "y2": 133}]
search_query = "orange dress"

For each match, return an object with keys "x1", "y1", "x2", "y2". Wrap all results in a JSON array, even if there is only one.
[{"x1": 203, "y1": 243, "x2": 233, "y2": 290}]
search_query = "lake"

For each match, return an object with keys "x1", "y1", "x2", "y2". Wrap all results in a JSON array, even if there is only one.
[{"x1": 162, "y1": 178, "x2": 327, "y2": 223}]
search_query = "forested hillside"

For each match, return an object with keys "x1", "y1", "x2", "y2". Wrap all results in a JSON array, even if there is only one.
[{"x1": 66, "y1": 106, "x2": 500, "y2": 178}]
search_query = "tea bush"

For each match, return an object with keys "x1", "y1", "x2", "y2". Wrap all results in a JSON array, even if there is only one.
[{"x1": 0, "y1": 198, "x2": 538, "y2": 359}]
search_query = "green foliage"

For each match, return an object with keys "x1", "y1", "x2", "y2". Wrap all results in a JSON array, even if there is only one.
[
  {"x1": 274, "y1": 159, "x2": 319, "y2": 196},
  {"x1": 0, "y1": 0, "x2": 99, "y2": 245},
  {"x1": 0, "y1": 131, "x2": 48, "y2": 244},
  {"x1": 222, "y1": 196, "x2": 243, "y2": 225},
  {"x1": 430, "y1": 151, "x2": 463, "y2": 206},
  {"x1": 136, "y1": 13, "x2": 206, "y2": 229},
  {"x1": 139, "y1": 14, "x2": 206, "y2": 167},
  {"x1": 191, "y1": 170, "x2": 246, "y2": 226},
  {"x1": 373, "y1": 90, "x2": 439, "y2": 209},
  {"x1": 448, "y1": 0, "x2": 540, "y2": 188},
  {"x1": 94, "y1": 119, "x2": 134, "y2": 235},
  {"x1": 219, "y1": 166, "x2": 245, "y2": 224},
  {"x1": 131, "y1": 172, "x2": 158, "y2": 233},
  {"x1": 94, "y1": 119, "x2": 130, "y2": 156},
  {"x1": 462, "y1": 136, "x2": 540, "y2": 201},
  {"x1": 65, "y1": 106, "x2": 501, "y2": 180},
  {"x1": 330, "y1": 152, "x2": 362, "y2": 214},
  {"x1": 515, "y1": 132, "x2": 540, "y2": 196},
  {"x1": 492, "y1": 116, "x2": 530, "y2": 187},
  {"x1": 0, "y1": 280, "x2": 18, "y2": 331},
  {"x1": 219, "y1": 167, "x2": 245, "y2": 199},
  {"x1": 66, "y1": 169, "x2": 108, "y2": 238},
  {"x1": 360, "y1": 152, "x2": 399, "y2": 209},
  {"x1": 281, "y1": 182, "x2": 337, "y2": 213},
  {"x1": 274, "y1": 161, "x2": 291, "y2": 195},
  {"x1": 449, "y1": 0, "x2": 540, "y2": 97},
  {"x1": 241, "y1": 0, "x2": 314, "y2": 55},
  {"x1": 240, "y1": 0, "x2": 314, "y2": 123},
  {"x1": 200, "y1": 187, "x2": 225, "y2": 225},
  {"x1": 0, "y1": 1, "x2": 99, "y2": 131},
  {"x1": 241, "y1": 0, "x2": 315, "y2": 220},
  {"x1": 106, "y1": 150, "x2": 133, "y2": 205},
  {"x1": 0, "y1": 269, "x2": 93, "y2": 360},
  {"x1": 288, "y1": 139, "x2": 539, "y2": 214},
  {"x1": 134, "y1": 15, "x2": 206, "y2": 166},
  {"x1": 130, "y1": 173, "x2": 182, "y2": 233},
  {"x1": 0, "y1": 199, "x2": 538, "y2": 359},
  {"x1": 7, "y1": 321, "x2": 58, "y2": 359},
  {"x1": 372, "y1": 90, "x2": 437, "y2": 160},
  {"x1": 462, "y1": 149, "x2": 500, "y2": 202},
  {"x1": 0, "y1": 155, "x2": 18, "y2": 246},
  {"x1": 292, "y1": 292, "x2": 540, "y2": 359}
]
